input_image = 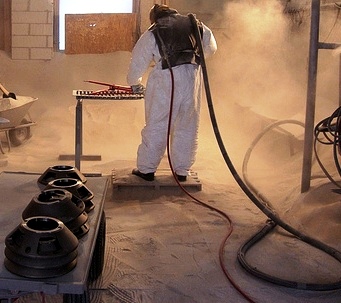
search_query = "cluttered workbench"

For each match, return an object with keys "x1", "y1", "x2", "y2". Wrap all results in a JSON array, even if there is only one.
[{"x1": 0, "y1": 170, "x2": 108, "y2": 303}]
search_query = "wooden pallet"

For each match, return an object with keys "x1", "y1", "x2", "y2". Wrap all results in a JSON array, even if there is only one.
[{"x1": 112, "y1": 168, "x2": 202, "y2": 191}]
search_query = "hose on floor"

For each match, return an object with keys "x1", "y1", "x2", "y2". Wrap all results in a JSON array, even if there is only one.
[
  {"x1": 158, "y1": 11, "x2": 341, "y2": 300},
  {"x1": 189, "y1": 13, "x2": 341, "y2": 292}
]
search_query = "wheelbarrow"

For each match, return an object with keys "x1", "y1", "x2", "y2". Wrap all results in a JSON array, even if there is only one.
[{"x1": 0, "y1": 95, "x2": 37, "y2": 153}]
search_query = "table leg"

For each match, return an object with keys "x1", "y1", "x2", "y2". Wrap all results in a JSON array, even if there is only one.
[{"x1": 75, "y1": 98, "x2": 83, "y2": 170}]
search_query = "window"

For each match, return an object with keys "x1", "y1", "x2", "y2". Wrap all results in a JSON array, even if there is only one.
[{"x1": 59, "y1": 0, "x2": 133, "y2": 50}]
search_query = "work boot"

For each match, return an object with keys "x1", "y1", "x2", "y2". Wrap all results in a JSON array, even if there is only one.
[
  {"x1": 132, "y1": 168, "x2": 155, "y2": 181},
  {"x1": 176, "y1": 174, "x2": 187, "y2": 182}
]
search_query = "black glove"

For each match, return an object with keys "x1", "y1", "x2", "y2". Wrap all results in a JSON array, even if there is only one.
[{"x1": 131, "y1": 84, "x2": 145, "y2": 94}]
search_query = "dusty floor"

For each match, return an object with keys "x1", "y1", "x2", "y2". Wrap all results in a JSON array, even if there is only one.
[
  {"x1": 2, "y1": 48, "x2": 341, "y2": 303},
  {"x1": 1, "y1": 163, "x2": 341, "y2": 303}
]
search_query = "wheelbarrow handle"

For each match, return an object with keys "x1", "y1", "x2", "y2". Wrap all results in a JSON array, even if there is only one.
[
  {"x1": 0, "y1": 82, "x2": 16, "y2": 99},
  {"x1": 0, "y1": 82, "x2": 10, "y2": 95}
]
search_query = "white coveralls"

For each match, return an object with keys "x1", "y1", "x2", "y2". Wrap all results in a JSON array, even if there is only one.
[{"x1": 127, "y1": 21, "x2": 217, "y2": 176}]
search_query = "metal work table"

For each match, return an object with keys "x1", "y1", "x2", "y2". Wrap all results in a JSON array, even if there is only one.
[
  {"x1": 0, "y1": 172, "x2": 109, "y2": 302},
  {"x1": 58, "y1": 89, "x2": 144, "y2": 170}
]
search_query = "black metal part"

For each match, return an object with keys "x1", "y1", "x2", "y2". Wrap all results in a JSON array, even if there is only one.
[
  {"x1": 4, "y1": 216, "x2": 79, "y2": 278},
  {"x1": 45, "y1": 178, "x2": 95, "y2": 213},
  {"x1": 37, "y1": 165, "x2": 87, "y2": 186},
  {"x1": 22, "y1": 189, "x2": 89, "y2": 238}
]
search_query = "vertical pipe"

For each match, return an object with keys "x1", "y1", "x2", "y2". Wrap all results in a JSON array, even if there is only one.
[
  {"x1": 301, "y1": 0, "x2": 320, "y2": 192},
  {"x1": 339, "y1": 55, "x2": 341, "y2": 106},
  {"x1": 75, "y1": 98, "x2": 82, "y2": 170}
]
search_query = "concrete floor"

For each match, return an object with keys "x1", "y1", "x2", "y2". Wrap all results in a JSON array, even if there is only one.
[{"x1": 1, "y1": 169, "x2": 340, "y2": 303}]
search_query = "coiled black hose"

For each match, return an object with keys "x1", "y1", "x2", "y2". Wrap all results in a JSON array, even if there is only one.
[
  {"x1": 314, "y1": 106, "x2": 341, "y2": 187},
  {"x1": 239, "y1": 119, "x2": 341, "y2": 290}
]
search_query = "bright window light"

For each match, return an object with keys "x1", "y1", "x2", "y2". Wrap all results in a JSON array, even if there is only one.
[{"x1": 59, "y1": 0, "x2": 133, "y2": 50}]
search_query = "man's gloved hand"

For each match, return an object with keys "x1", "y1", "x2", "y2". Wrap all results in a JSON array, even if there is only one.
[{"x1": 131, "y1": 84, "x2": 145, "y2": 94}]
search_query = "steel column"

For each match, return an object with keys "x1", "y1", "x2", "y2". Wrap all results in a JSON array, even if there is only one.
[{"x1": 301, "y1": 0, "x2": 320, "y2": 192}]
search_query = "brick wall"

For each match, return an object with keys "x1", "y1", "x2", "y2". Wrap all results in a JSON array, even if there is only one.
[{"x1": 11, "y1": 0, "x2": 53, "y2": 60}]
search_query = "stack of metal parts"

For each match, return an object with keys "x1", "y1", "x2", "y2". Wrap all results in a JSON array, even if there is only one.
[{"x1": 3, "y1": 165, "x2": 95, "y2": 279}]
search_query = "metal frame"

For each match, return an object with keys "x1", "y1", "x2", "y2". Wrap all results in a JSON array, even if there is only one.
[
  {"x1": 301, "y1": 0, "x2": 341, "y2": 192},
  {"x1": 67, "y1": 91, "x2": 144, "y2": 170}
]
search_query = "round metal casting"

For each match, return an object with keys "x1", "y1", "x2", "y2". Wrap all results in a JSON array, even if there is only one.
[
  {"x1": 22, "y1": 189, "x2": 89, "y2": 238},
  {"x1": 37, "y1": 165, "x2": 87, "y2": 186},
  {"x1": 4, "y1": 216, "x2": 78, "y2": 278},
  {"x1": 45, "y1": 178, "x2": 95, "y2": 213}
]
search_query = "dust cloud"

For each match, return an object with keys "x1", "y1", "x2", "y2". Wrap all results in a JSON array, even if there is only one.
[
  {"x1": 198, "y1": 1, "x2": 340, "y2": 187},
  {"x1": 196, "y1": 1, "x2": 308, "y2": 187},
  {"x1": 0, "y1": 0, "x2": 340, "y2": 202}
]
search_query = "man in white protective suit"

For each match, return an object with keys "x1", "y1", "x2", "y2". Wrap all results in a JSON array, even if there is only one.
[{"x1": 127, "y1": 4, "x2": 217, "y2": 182}]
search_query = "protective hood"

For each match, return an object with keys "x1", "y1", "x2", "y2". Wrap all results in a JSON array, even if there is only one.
[{"x1": 149, "y1": 4, "x2": 178, "y2": 24}]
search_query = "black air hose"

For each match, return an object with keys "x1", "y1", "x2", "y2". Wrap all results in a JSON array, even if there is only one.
[
  {"x1": 189, "y1": 13, "x2": 341, "y2": 291},
  {"x1": 242, "y1": 119, "x2": 305, "y2": 198},
  {"x1": 314, "y1": 106, "x2": 341, "y2": 187}
]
